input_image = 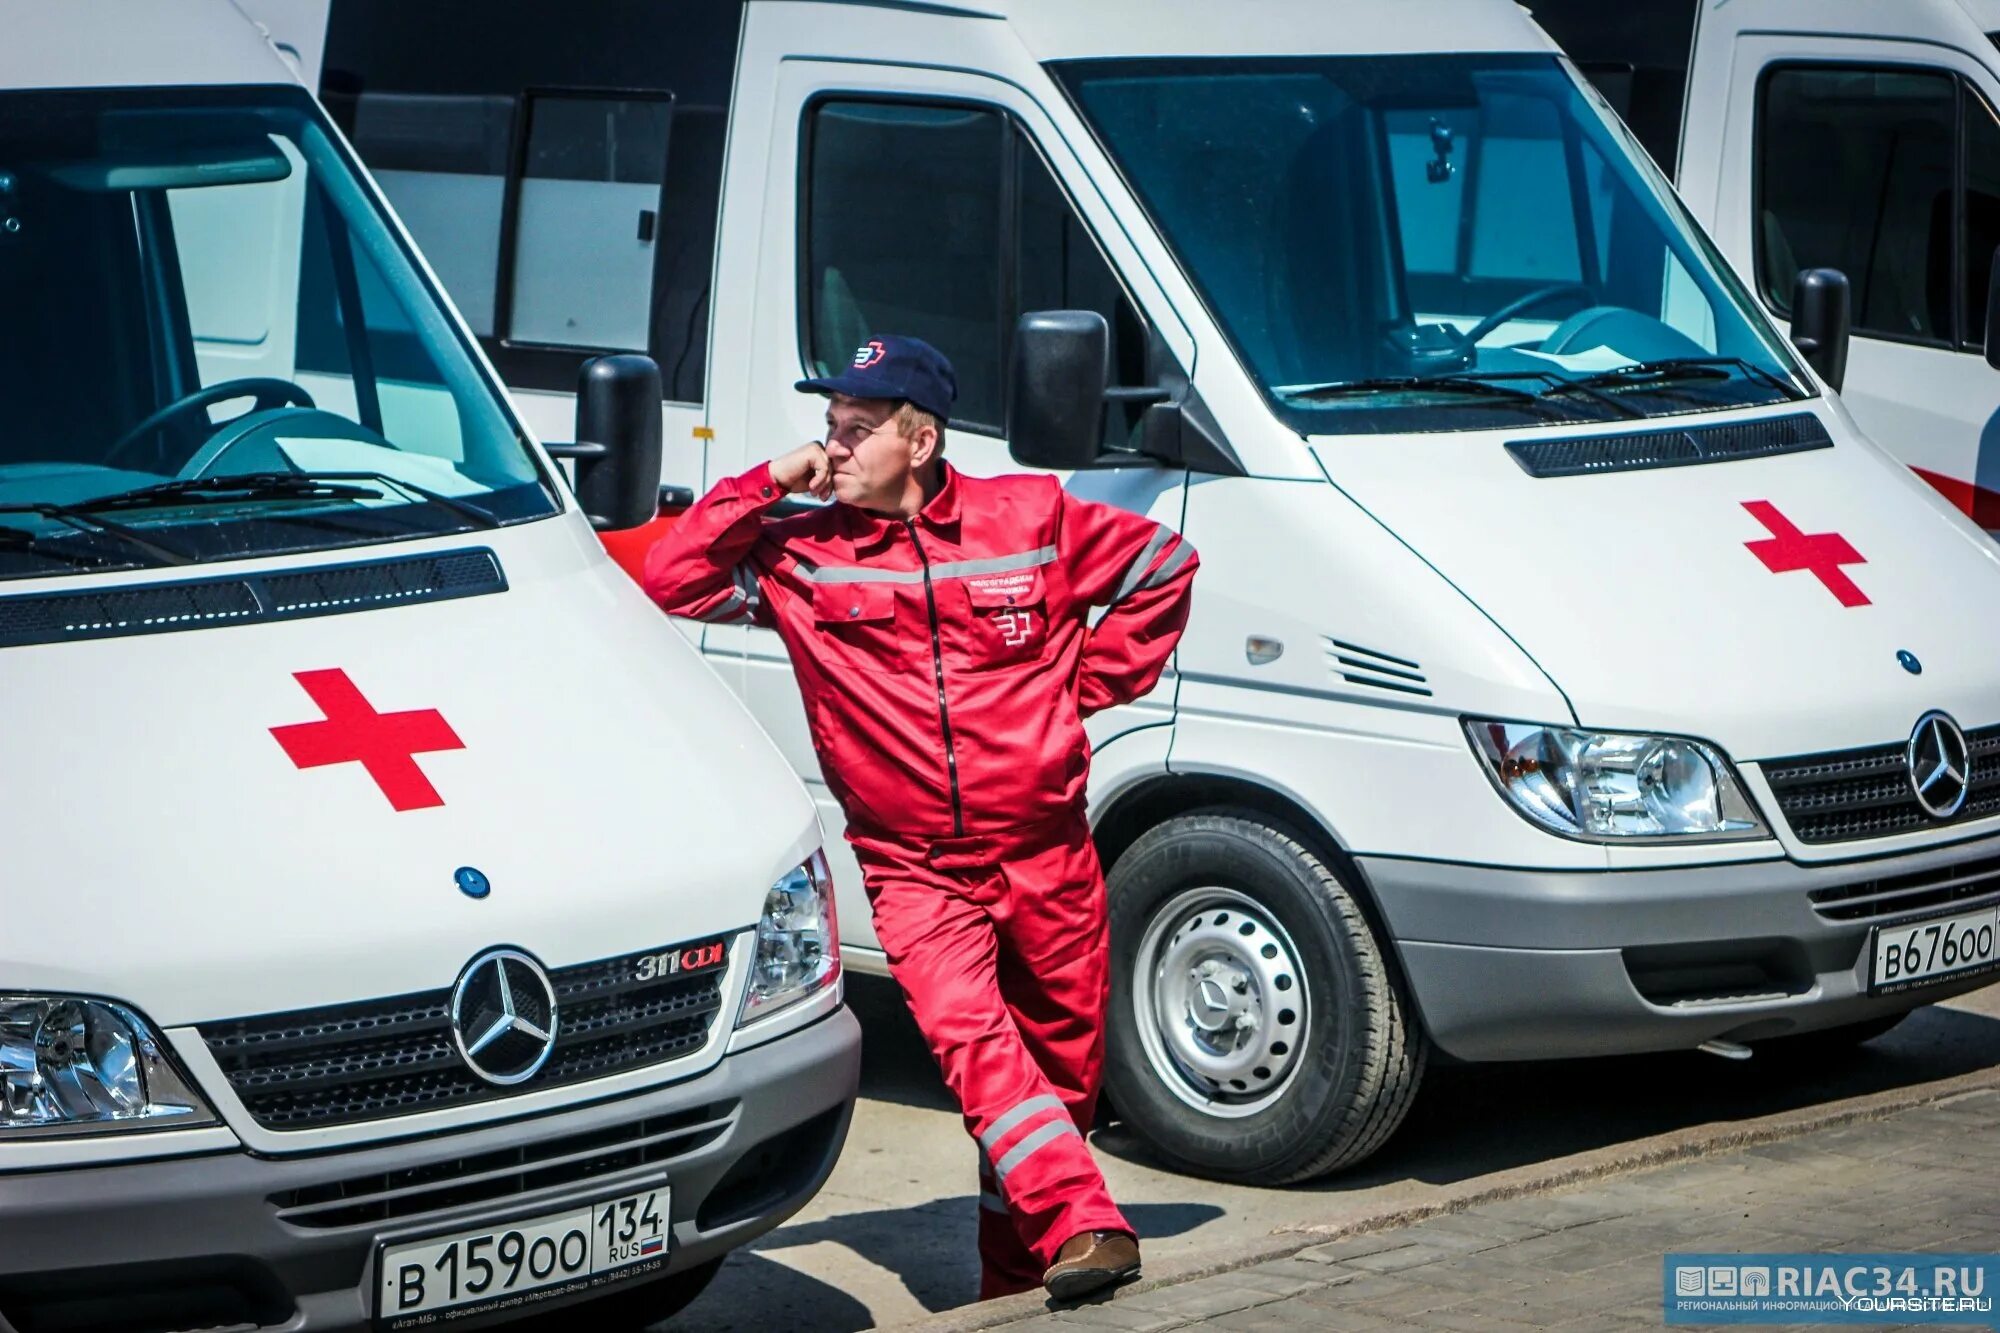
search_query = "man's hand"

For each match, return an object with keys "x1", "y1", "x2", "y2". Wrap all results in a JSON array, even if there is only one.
[{"x1": 770, "y1": 442, "x2": 833, "y2": 500}]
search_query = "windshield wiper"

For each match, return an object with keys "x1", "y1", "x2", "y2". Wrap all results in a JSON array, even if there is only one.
[
  {"x1": 1281, "y1": 374, "x2": 1550, "y2": 404},
  {"x1": 0, "y1": 503, "x2": 195, "y2": 566},
  {"x1": 1549, "y1": 356, "x2": 1799, "y2": 398},
  {"x1": 1281, "y1": 373, "x2": 1543, "y2": 402},
  {"x1": 1279, "y1": 372, "x2": 1638, "y2": 421},
  {"x1": 76, "y1": 471, "x2": 503, "y2": 530}
]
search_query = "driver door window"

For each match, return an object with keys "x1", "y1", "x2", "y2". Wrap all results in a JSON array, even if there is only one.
[
  {"x1": 1756, "y1": 66, "x2": 1958, "y2": 346},
  {"x1": 802, "y1": 98, "x2": 1149, "y2": 449}
]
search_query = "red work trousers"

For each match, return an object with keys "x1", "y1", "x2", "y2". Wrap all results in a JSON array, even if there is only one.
[{"x1": 851, "y1": 813, "x2": 1131, "y2": 1299}]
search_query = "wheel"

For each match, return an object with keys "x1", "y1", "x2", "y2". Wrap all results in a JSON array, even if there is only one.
[
  {"x1": 1104, "y1": 812, "x2": 1426, "y2": 1184},
  {"x1": 508, "y1": 1256, "x2": 722, "y2": 1330}
]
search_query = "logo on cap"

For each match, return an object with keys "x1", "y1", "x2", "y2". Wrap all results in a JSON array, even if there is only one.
[{"x1": 853, "y1": 340, "x2": 886, "y2": 369}]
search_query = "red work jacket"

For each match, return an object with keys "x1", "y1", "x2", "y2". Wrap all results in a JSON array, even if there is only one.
[{"x1": 642, "y1": 462, "x2": 1198, "y2": 841}]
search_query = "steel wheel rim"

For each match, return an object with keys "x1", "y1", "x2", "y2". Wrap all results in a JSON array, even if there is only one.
[{"x1": 1131, "y1": 886, "x2": 1311, "y2": 1118}]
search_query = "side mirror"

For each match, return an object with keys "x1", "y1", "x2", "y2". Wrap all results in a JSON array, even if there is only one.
[
  {"x1": 1007, "y1": 310, "x2": 1108, "y2": 470},
  {"x1": 1789, "y1": 268, "x2": 1851, "y2": 392},
  {"x1": 546, "y1": 354, "x2": 663, "y2": 530},
  {"x1": 1984, "y1": 246, "x2": 2000, "y2": 372}
]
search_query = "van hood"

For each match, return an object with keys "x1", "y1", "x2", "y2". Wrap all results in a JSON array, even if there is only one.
[
  {"x1": 0, "y1": 518, "x2": 814, "y2": 1026},
  {"x1": 1313, "y1": 406, "x2": 2000, "y2": 764}
]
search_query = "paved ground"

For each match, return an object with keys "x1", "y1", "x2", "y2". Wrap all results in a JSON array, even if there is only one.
[
  {"x1": 666, "y1": 977, "x2": 2000, "y2": 1330},
  {"x1": 964, "y1": 1084, "x2": 2000, "y2": 1331}
]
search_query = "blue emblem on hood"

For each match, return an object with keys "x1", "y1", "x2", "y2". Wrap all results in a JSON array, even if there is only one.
[
  {"x1": 455, "y1": 867, "x2": 491, "y2": 899},
  {"x1": 1898, "y1": 650, "x2": 1922, "y2": 676}
]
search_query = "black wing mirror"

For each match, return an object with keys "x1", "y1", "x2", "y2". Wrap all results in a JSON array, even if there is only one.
[
  {"x1": 1007, "y1": 310, "x2": 1109, "y2": 470},
  {"x1": 545, "y1": 354, "x2": 663, "y2": 530},
  {"x1": 1789, "y1": 268, "x2": 1851, "y2": 392}
]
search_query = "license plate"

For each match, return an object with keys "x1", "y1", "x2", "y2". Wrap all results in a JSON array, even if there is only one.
[
  {"x1": 375, "y1": 1183, "x2": 668, "y2": 1327},
  {"x1": 1869, "y1": 905, "x2": 2000, "y2": 995}
]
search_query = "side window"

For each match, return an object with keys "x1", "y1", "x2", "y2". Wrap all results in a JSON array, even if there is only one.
[
  {"x1": 1014, "y1": 138, "x2": 1151, "y2": 431},
  {"x1": 1756, "y1": 66, "x2": 1955, "y2": 343},
  {"x1": 1964, "y1": 89, "x2": 2000, "y2": 347},
  {"x1": 326, "y1": 84, "x2": 704, "y2": 397},
  {"x1": 803, "y1": 98, "x2": 1150, "y2": 440},
  {"x1": 502, "y1": 92, "x2": 673, "y2": 352},
  {"x1": 338, "y1": 92, "x2": 513, "y2": 337},
  {"x1": 805, "y1": 103, "x2": 1005, "y2": 427}
]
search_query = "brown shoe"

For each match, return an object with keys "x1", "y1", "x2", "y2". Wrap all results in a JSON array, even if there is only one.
[{"x1": 1043, "y1": 1230, "x2": 1142, "y2": 1301}]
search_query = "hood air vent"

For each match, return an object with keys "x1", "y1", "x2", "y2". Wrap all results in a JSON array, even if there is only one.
[
  {"x1": 0, "y1": 548, "x2": 506, "y2": 649},
  {"x1": 1324, "y1": 637, "x2": 1431, "y2": 697},
  {"x1": 1506, "y1": 413, "x2": 1831, "y2": 479}
]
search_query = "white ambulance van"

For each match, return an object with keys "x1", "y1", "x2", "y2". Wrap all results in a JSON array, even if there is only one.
[
  {"x1": 1530, "y1": 0, "x2": 2000, "y2": 536},
  {"x1": 307, "y1": 0, "x2": 2000, "y2": 1186},
  {"x1": 0, "y1": 4, "x2": 856, "y2": 1330}
]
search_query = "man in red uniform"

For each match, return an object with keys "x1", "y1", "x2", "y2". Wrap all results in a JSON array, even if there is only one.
[{"x1": 643, "y1": 335, "x2": 1196, "y2": 1301}]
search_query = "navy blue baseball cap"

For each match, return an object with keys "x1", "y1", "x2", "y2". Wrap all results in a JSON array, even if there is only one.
[{"x1": 796, "y1": 334, "x2": 958, "y2": 422}]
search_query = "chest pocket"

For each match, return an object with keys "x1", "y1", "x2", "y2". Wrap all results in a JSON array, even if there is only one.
[
  {"x1": 956, "y1": 568, "x2": 1050, "y2": 670},
  {"x1": 810, "y1": 582, "x2": 913, "y2": 672}
]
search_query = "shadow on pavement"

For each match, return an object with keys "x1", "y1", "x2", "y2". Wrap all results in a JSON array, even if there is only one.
[
  {"x1": 677, "y1": 1197, "x2": 1220, "y2": 1330},
  {"x1": 1093, "y1": 1001, "x2": 2000, "y2": 1190},
  {"x1": 661, "y1": 1249, "x2": 875, "y2": 1332}
]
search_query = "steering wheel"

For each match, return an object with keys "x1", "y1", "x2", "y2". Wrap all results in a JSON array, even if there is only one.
[
  {"x1": 1451, "y1": 283, "x2": 1595, "y2": 352},
  {"x1": 105, "y1": 378, "x2": 316, "y2": 472}
]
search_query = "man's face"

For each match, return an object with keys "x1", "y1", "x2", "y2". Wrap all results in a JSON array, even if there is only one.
[{"x1": 823, "y1": 395, "x2": 927, "y2": 510}]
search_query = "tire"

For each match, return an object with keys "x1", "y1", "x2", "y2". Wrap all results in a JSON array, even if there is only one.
[
  {"x1": 1103, "y1": 812, "x2": 1426, "y2": 1185},
  {"x1": 509, "y1": 1256, "x2": 722, "y2": 1330}
]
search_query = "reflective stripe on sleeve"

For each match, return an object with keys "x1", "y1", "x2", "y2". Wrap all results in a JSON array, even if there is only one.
[
  {"x1": 732, "y1": 563, "x2": 762, "y2": 614},
  {"x1": 1136, "y1": 539, "x2": 1193, "y2": 592},
  {"x1": 978, "y1": 1190, "x2": 1008, "y2": 1214},
  {"x1": 1109, "y1": 526, "x2": 1173, "y2": 606}
]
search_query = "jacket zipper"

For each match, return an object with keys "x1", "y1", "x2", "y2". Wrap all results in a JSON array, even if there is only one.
[{"x1": 905, "y1": 518, "x2": 965, "y2": 836}]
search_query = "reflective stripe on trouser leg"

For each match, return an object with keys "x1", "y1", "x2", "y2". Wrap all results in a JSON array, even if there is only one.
[
  {"x1": 992, "y1": 1119, "x2": 1081, "y2": 1186},
  {"x1": 854, "y1": 826, "x2": 1129, "y2": 1277}
]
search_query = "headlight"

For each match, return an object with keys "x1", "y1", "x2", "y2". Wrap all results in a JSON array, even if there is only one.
[
  {"x1": 1, "y1": 996, "x2": 215, "y2": 1134},
  {"x1": 736, "y1": 850, "x2": 840, "y2": 1025},
  {"x1": 1466, "y1": 720, "x2": 1767, "y2": 842}
]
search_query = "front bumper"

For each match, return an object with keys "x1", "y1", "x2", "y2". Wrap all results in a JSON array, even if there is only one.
[
  {"x1": 1360, "y1": 832, "x2": 2000, "y2": 1061},
  {"x1": 0, "y1": 1005, "x2": 860, "y2": 1333}
]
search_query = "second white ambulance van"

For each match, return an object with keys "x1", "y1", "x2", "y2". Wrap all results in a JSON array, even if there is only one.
[{"x1": 306, "y1": 0, "x2": 2000, "y2": 1188}]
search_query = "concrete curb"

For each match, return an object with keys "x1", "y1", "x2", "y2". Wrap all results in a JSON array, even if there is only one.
[{"x1": 896, "y1": 1062, "x2": 2000, "y2": 1331}]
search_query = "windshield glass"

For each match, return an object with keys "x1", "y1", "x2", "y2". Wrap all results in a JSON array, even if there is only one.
[
  {"x1": 1054, "y1": 54, "x2": 1810, "y2": 434},
  {"x1": 0, "y1": 86, "x2": 557, "y2": 580}
]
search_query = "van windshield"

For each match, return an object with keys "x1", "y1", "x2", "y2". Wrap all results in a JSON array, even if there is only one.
[
  {"x1": 0, "y1": 86, "x2": 556, "y2": 581},
  {"x1": 1054, "y1": 54, "x2": 1809, "y2": 435}
]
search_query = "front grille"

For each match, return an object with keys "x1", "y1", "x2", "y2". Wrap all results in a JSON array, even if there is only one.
[
  {"x1": 1760, "y1": 724, "x2": 2000, "y2": 844},
  {"x1": 268, "y1": 1101, "x2": 736, "y2": 1228},
  {"x1": 1809, "y1": 851, "x2": 2000, "y2": 922},
  {"x1": 202, "y1": 938, "x2": 732, "y2": 1131}
]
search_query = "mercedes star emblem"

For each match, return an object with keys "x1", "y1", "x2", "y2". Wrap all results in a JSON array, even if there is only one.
[
  {"x1": 449, "y1": 948, "x2": 559, "y2": 1086},
  {"x1": 1906, "y1": 711, "x2": 1972, "y2": 821}
]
